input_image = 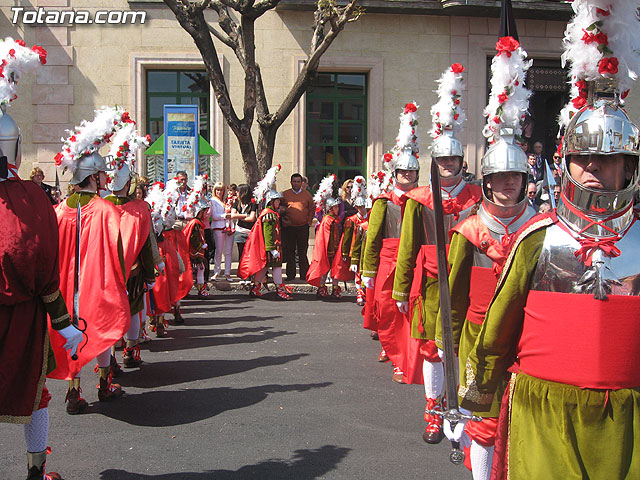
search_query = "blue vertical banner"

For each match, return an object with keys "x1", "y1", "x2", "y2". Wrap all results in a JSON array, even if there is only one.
[{"x1": 164, "y1": 104, "x2": 199, "y2": 184}]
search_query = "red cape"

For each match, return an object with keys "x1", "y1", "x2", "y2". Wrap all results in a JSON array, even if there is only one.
[
  {"x1": 49, "y1": 196, "x2": 129, "y2": 380},
  {"x1": 183, "y1": 218, "x2": 205, "y2": 257},
  {"x1": 117, "y1": 199, "x2": 152, "y2": 275},
  {"x1": 151, "y1": 232, "x2": 179, "y2": 315},
  {"x1": 237, "y1": 208, "x2": 277, "y2": 279},
  {"x1": 306, "y1": 214, "x2": 339, "y2": 287},
  {"x1": 0, "y1": 180, "x2": 60, "y2": 418}
]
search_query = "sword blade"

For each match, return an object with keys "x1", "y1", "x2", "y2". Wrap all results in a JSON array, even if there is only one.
[
  {"x1": 429, "y1": 160, "x2": 459, "y2": 412},
  {"x1": 73, "y1": 203, "x2": 81, "y2": 327}
]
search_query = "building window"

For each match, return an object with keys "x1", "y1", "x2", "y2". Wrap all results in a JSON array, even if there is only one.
[
  {"x1": 146, "y1": 69, "x2": 210, "y2": 144},
  {"x1": 305, "y1": 72, "x2": 367, "y2": 191}
]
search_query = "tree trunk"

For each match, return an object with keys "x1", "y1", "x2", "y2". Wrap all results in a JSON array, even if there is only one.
[{"x1": 256, "y1": 124, "x2": 279, "y2": 179}]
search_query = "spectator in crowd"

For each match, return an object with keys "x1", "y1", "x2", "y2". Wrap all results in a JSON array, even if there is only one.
[
  {"x1": 175, "y1": 170, "x2": 190, "y2": 229},
  {"x1": 551, "y1": 151, "x2": 563, "y2": 181},
  {"x1": 532, "y1": 141, "x2": 547, "y2": 169},
  {"x1": 527, "y1": 153, "x2": 544, "y2": 191},
  {"x1": 200, "y1": 181, "x2": 214, "y2": 282},
  {"x1": 210, "y1": 181, "x2": 234, "y2": 281},
  {"x1": 526, "y1": 181, "x2": 538, "y2": 212},
  {"x1": 520, "y1": 139, "x2": 529, "y2": 154},
  {"x1": 302, "y1": 176, "x2": 310, "y2": 192},
  {"x1": 553, "y1": 184, "x2": 561, "y2": 204},
  {"x1": 29, "y1": 167, "x2": 56, "y2": 204},
  {"x1": 462, "y1": 161, "x2": 477, "y2": 183},
  {"x1": 231, "y1": 184, "x2": 258, "y2": 260},
  {"x1": 282, "y1": 173, "x2": 314, "y2": 281},
  {"x1": 339, "y1": 178, "x2": 356, "y2": 223}
]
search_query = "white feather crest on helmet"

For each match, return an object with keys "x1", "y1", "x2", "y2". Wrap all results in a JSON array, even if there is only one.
[
  {"x1": 350, "y1": 175, "x2": 367, "y2": 207},
  {"x1": 145, "y1": 181, "x2": 166, "y2": 236},
  {"x1": 162, "y1": 177, "x2": 181, "y2": 227},
  {"x1": 0, "y1": 37, "x2": 47, "y2": 105},
  {"x1": 55, "y1": 106, "x2": 129, "y2": 174},
  {"x1": 383, "y1": 102, "x2": 420, "y2": 172},
  {"x1": 313, "y1": 173, "x2": 337, "y2": 210},
  {"x1": 430, "y1": 64, "x2": 466, "y2": 139},
  {"x1": 107, "y1": 121, "x2": 150, "y2": 190},
  {"x1": 483, "y1": 37, "x2": 532, "y2": 145},
  {"x1": 253, "y1": 164, "x2": 281, "y2": 203},
  {"x1": 559, "y1": 0, "x2": 640, "y2": 129},
  {"x1": 368, "y1": 170, "x2": 393, "y2": 203},
  {"x1": 185, "y1": 174, "x2": 210, "y2": 217}
]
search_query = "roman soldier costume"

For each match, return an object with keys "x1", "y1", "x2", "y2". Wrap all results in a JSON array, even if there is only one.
[
  {"x1": 459, "y1": 3, "x2": 640, "y2": 478},
  {"x1": 362, "y1": 103, "x2": 422, "y2": 385},
  {"x1": 239, "y1": 164, "x2": 292, "y2": 300},
  {"x1": 183, "y1": 175, "x2": 211, "y2": 297},
  {"x1": 391, "y1": 69, "x2": 482, "y2": 444},
  {"x1": 104, "y1": 121, "x2": 154, "y2": 368},
  {"x1": 436, "y1": 42, "x2": 535, "y2": 479}
]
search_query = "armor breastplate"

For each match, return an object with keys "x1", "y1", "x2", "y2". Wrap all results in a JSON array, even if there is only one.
[
  {"x1": 421, "y1": 203, "x2": 475, "y2": 245},
  {"x1": 383, "y1": 201, "x2": 402, "y2": 239},
  {"x1": 531, "y1": 220, "x2": 640, "y2": 296}
]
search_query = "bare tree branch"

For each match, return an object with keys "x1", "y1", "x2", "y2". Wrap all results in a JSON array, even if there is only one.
[{"x1": 207, "y1": 23, "x2": 236, "y2": 49}]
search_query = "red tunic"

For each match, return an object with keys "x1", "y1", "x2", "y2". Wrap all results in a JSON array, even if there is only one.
[
  {"x1": 118, "y1": 199, "x2": 152, "y2": 276},
  {"x1": 0, "y1": 180, "x2": 62, "y2": 421},
  {"x1": 49, "y1": 196, "x2": 129, "y2": 380},
  {"x1": 151, "y1": 233, "x2": 179, "y2": 315},
  {"x1": 237, "y1": 208, "x2": 279, "y2": 279},
  {"x1": 306, "y1": 214, "x2": 341, "y2": 287},
  {"x1": 183, "y1": 218, "x2": 206, "y2": 261}
]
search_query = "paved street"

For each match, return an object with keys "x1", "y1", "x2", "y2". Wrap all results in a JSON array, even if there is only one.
[{"x1": 2, "y1": 291, "x2": 464, "y2": 479}]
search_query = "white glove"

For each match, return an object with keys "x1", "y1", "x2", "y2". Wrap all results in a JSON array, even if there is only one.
[
  {"x1": 147, "y1": 281, "x2": 156, "y2": 290},
  {"x1": 362, "y1": 276, "x2": 375, "y2": 290},
  {"x1": 157, "y1": 261, "x2": 166, "y2": 274},
  {"x1": 58, "y1": 324, "x2": 83, "y2": 357},
  {"x1": 270, "y1": 250, "x2": 280, "y2": 259},
  {"x1": 443, "y1": 408, "x2": 473, "y2": 448},
  {"x1": 349, "y1": 264, "x2": 358, "y2": 273},
  {"x1": 396, "y1": 301, "x2": 409, "y2": 314}
]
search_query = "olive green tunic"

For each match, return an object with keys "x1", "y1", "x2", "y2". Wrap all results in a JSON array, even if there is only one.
[
  {"x1": 459, "y1": 226, "x2": 640, "y2": 479},
  {"x1": 262, "y1": 212, "x2": 282, "y2": 268},
  {"x1": 361, "y1": 198, "x2": 388, "y2": 278}
]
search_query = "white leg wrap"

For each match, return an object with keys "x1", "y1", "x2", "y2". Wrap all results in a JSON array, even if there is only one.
[
  {"x1": 96, "y1": 348, "x2": 111, "y2": 368},
  {"x1": 272, "y1": 266, "x2": 283, "y2": 285},
  {"x1": 423, "y1": 359, "x2": 444, "y2": 399},
  {"x1": 470, "y1": 440, "x2": 494, "y2": 480},
  {"x1": 196, "y1": 263, "x2": 205, "y2": 284},
  {"x1": 24, "y1": 407, "x2": 49, "y2": 453},
  {"x1": 126, "y1": 312, "x2": 141, "y2": 342}
]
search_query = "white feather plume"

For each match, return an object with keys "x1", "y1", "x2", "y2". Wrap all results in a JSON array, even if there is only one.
[
  {"x1": 383, "y1": 103, "x2": 420, "y2": 172},
  {"x1": 313, "y1": 174, "x2": 337, "y2": 209},
  {"x1": 185, "y1": 174, "x2": 209, "y2": 217},
  {"x1": 368, "y1": 170, "x2": 393, "y2": 202},
  {"x1": 483, "y1": 37, "x2": 533, "y2": 144},
  {"x1": 430, "y1": 64, "x2": 466, "y2": 139},
  {"x1": 0, "y1": 37, "x2": 46, "y2": 105},
  {"x1": 350, "y1": 175, "x2": 367, "y2": 203},
  {"x1": 559, "y1": 0, "x2": 640, "y2": 129},
  {"x1": 145, "y1": 181, "x2": 165, "y2": 218},
  {"x1": 163, "y1": 178, "x2": 181, "y2": 224},
  {"x1": 253, "y1": 164, "x2": 281, "y2": 203},
  {"x1": 106, "y1": 121, "x2": 150, "y2": 185}
]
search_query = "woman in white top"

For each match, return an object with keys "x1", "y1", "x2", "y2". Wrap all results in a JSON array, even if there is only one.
[{"x1": 210, "y1": 182, "x2": 234, "y2": 281}]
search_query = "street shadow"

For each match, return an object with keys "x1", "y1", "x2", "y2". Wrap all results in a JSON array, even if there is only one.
[
  {"x1": 178, "y1": 304, "x2": 252, "y2": 314},
  {"x1": 92, "y1": 382, "x2": 332, "y2": 427},
  {"x1": 145, "y1": 327, "x2": 294, "y2": 352},
  {"x1": 117, "y1": 354, "x2": 309, "y2": 388},
  {"x1": 99, "y1": 445, "x2": 351, "y2": 479}
]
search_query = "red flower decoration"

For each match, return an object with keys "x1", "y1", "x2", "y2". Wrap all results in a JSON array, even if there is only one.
[
  {"x1": 622, "y1": 90, "x2": 630, "y2": 99},
  {"x1": 572, "y1": 96, "x2": 587, "y2": 109},
  {"x1": 495, "y1": 36, "x2": 520, "y2": 57},
  {"x1": 596, "y1": 8, "x2": 610, "y2": 16},
  {"x1": 383, "y1": 153, "x2": 393, "y2": 162},
  {"x1": 453, "y1": 113, "x2": 459, "y2": 120},
  {"x1": 145, "y1": 134, "x2": 151, "y2": 143},
  {"x1": 15, "y1": 39, "x2": 25, "y2": 47},
  {"x1": 277, "y1": 164, "x2": 281, "y2": 169},
  {"x1": 493, "y1": 116, "x2": 501, "y2": 124},
  {"x1": 404, "y1": 103, "x2": 417, "y2": 114},
  {"x1": 497, "y1": 92, "x2": 509, "y2": 104},
  {"x1": 54, "y1": 152, "x2": 63, "y2": 166},
  {"x1": 598, "y1": 57, "x2": 619, "y2": 75},
  {"x1": 454, "y1": 99, "x2": 460, "y2": 105},
  {"x1": 450, "y1": 63, "x2": 465, "y2": 73},
  {"x1": 31, "y1": 45, "x2": 47, "y2": 64},
  {"x1": 8, "y1": 49, "x2": 15, "y2": 57}
]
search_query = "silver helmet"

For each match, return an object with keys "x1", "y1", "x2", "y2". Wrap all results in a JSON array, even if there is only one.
[
  {"x1": 70, "y1": 151, "x2": 112, "y2": 185},
  {"x1": 326, "y1": 197, "x2": 341, "y2": 209},
  {"x1": 481, "y1": 132, "x2": 529, "y2": 217},
  {"x1": 0, "y1": 108, "x2": 21, "y2": 167},
  {"x1": 266, "y1": 189, "x2": 284, "y2": 204},
  {"x1": 353, "y1": 196, "x2": 366, "y2": 207},
  {"x1": 559, "y1": 98, "x2": 640, "y2": 237},
  {"x1": 192, "y1": 197, "x2": 210, "y2": 217},
  {"x1": 394, "y1": 147, "x2": 420, "y2": 171},
  {"x1": 108, "y1": 162, "x2": 134, "y2": 193},
  {"x1": 431, "y1": 132, "x2": 464, "y2": 159}
]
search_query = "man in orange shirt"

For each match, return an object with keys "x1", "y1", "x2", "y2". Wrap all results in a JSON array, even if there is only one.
[{"x1": 281, "y1": 173, "x2": 315, "y2": 281}]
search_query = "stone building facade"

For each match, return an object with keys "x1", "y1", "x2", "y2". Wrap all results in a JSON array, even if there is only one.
[{"x1": 2, "y1": 0, "x2": 639, "y2": 189}]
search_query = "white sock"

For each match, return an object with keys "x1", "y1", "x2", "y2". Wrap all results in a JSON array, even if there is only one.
[
  {"x1": 423, "y1": 359, "x2": 444, "y2": 399},
  {"x1": 196, "y1": 264, "x2": 205, "y2": 284},
  {"x1": 96, "y1": 348, "x2": 111, "y2": 368},
  {"x1": 24, "y1": 407, "x2": 49, "y2": 453},
  {"x1": 470, "y1": 440, "x2": 493, "y2": 480},
  {"x1": 273, "y1": 267, "x2": 283, "y2": 284},
  {"x1": 126, "y1": 312, "x2": 141, "y2": 342}
]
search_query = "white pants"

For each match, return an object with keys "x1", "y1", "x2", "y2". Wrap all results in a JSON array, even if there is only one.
[{"x1": 213, "y1": 229, "x2": 234, "y2": 276}]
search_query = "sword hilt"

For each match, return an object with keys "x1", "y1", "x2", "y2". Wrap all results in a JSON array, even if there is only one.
[{"x1": 425, "y1": 408, "x2": 482, "y2": 423}]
